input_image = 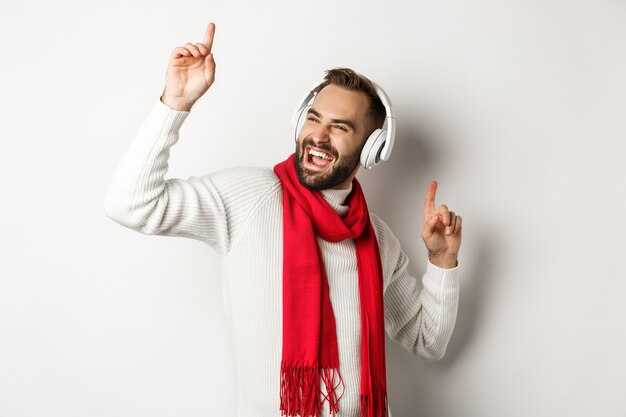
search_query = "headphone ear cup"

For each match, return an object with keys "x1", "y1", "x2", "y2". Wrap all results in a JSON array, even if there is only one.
[
  {"x1": 294, "y1": 105, "x2": 311, "y2": 142},
  {"x1": 360, "y1": 128, "x2": 386, "y2": 169}
]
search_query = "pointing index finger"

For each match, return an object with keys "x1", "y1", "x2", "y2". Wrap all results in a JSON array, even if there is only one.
[
  {"x1": 203, "y1": 22, "x2": 216, "y2": 52},
  {"x1": 424, "y1": 180, "x2": 438, "y2": 216}
]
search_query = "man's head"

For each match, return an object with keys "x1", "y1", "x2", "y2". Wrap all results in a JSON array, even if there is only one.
[{"x1": 295, "y1": 68, "x2": 386, "y2": 191}]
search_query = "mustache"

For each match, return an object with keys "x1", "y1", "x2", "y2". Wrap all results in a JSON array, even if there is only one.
[{"x1": 300, "y1": 138, "x2": 339, "y2": 159}]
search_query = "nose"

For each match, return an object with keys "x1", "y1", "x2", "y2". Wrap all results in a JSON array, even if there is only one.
[{"x1": 311, "y1": 123, "x2": 331, "y2": 145}]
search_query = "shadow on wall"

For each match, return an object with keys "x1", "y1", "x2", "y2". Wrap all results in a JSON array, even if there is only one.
[{"x1": 361, "y1": 117, "x2": 499, "y2": 415}]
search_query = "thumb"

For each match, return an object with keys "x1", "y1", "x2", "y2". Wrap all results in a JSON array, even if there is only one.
[
  {"x1": 204, "y1": 52, "x2": 215, "y2": 70},
  {"x1": 204, "y1": 53, "x2": 215, "y2": 83}
]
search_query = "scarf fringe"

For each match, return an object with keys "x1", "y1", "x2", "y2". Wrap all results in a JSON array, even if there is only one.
[
  {"x1": 280, "y1": 361, "x2": 345, "y2": 417},
  {"x1": 360, "y1": 387, "x2": 389, "y2": 417},
  {"x1": 321, "y1": 366, "x2": 345, "y2": 415}
]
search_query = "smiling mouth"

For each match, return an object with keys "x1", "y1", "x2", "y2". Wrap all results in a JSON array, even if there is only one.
[{"x1": 305, "y1": 146, "x2": 335, "y2": 169}]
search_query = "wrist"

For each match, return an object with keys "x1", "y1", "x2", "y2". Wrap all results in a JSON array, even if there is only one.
[
  {"x1": 428, "y1": 252, "x2": 458, "y2": 269},
  {"x1": 160, "y1": 93, "x2": 194, "y2": 112}
]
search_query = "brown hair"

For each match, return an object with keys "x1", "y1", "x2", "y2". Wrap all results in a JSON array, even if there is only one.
[{"x1": 319, "y1": 68, "x2": 386, "y2": 136}]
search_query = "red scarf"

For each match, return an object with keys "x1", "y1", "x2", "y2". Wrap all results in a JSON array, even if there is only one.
[{"x1": 274, "y1": 154, "x2": 388, "y2": 417}]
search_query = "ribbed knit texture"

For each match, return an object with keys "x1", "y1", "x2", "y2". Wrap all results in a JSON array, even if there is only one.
[{"x1": 104, "y1": 98, "x2": 461, "y2": 417}]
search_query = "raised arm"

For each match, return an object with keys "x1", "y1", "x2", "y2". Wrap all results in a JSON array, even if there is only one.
[
  {"x1": 104, "y1": 23, "x2": 277, "y2": 255},
  {"x1": 372, "y1": 214, "x2": 460, "y2": 360}
]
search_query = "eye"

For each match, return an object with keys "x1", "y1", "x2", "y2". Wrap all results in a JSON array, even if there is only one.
[
  {"x1": 333, "y1": 125, "x2": 348, "y2": 132},
  {"x1": 307, "y1": 116, "x2": 319, "y2": 123}
]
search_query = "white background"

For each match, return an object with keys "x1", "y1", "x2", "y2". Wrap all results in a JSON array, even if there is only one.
[{"x1": 1, "y1": 0, "x2": 625, "y2": 416}]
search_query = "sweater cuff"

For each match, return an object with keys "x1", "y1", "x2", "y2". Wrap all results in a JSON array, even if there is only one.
[
  {"x1": 423, "y1": 258, "x2": 460, "y2": 294},
  {"x1": 427, "y1": 258, "x2": 459, "y2": 272},
  {"x1": 154, "y1": 97, "x2": 191, "y2": 131}
]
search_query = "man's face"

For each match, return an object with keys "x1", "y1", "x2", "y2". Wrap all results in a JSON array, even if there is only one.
[{"x1": 295, "y1": 84, "x2": 370, "y2": 191}]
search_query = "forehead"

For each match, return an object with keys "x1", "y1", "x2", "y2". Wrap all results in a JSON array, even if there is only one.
[{"x1": 311, "y1": 84, "x2": 370, "y2": 126}]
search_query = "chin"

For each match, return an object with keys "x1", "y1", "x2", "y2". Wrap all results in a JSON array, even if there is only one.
[{"x1": 294, "y1": 153, "x2": 356, "y2": 191}]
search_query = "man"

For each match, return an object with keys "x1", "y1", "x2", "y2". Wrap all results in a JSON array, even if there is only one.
[{"x1": 104, "y1": 22, "x2": 462, "y2": 417}]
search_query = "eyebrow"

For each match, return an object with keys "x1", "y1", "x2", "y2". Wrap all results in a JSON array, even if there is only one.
[{"x1": 307, "y1": 108, "x2": 356, "y2": 131}]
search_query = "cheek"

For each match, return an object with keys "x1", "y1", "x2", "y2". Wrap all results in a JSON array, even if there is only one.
[
  {"x1": 337, "y1": 138, "x2": 362, "y2": 158},
  {"x1": 300, "y1": 121, "x2": 316, "y2": 136},
  {"x1": 297, "y1": 128, "x2": 313, "y2": 145}
]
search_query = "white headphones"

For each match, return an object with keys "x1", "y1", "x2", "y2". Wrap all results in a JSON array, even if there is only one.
[{"x1": 291, "y1": 79, "x2": 396, "y2": 170}]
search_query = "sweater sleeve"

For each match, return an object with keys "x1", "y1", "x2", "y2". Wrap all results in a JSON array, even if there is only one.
[
  {"x1": 371, "y1": 214, "x2": 460, "y2": 360},
  {"x1": 104, "y1": 98, "x2": 280, "y2": 256}
]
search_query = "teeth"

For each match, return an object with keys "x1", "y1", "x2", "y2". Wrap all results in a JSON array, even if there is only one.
[{"x1": 309, "y1": 149, "x2": 333, "y2": 161}]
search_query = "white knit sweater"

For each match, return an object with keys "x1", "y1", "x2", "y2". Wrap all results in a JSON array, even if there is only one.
[{"x1": 104, "y1": 98, "x2": 460, "y2": 417}]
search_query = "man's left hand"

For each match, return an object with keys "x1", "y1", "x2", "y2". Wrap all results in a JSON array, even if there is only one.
[{"x1": 421, "y1": 180, "x2": 462, "y2": 269}]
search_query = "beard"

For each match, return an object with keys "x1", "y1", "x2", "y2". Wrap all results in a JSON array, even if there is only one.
[{"x1": 294, "y1": 137, "x2": 361, "y2": 191}]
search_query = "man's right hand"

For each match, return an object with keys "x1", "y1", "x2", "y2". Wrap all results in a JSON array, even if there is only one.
[{"x1": 160, "y1": 22, "x2": 216, "y2": 111}]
